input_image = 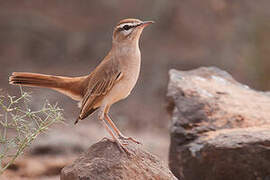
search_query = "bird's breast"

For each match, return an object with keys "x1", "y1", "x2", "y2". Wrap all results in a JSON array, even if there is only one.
[
  {"x1": 120, "y1": 49, "x2": 141, "y2": 92},
  {"x1": 102, "y1": 49, "x2": 141, "y2": 106}
]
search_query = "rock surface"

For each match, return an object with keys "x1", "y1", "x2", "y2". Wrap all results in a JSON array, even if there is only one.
[
  {"x1": 61, "y1": 139, "x2": 177, "y2": 180},
  {"x1": 167, "y1": 67, "x2": 270, "y2": 180}
]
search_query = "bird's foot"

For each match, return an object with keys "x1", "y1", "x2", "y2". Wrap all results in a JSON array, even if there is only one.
[
  {"x1": 113, "y1": 137, "x2": 133, "y2": 155},
  {"x1": 119, "y1": 135, "x2": 141, "y2": 145},
  {"x1": 101, "y1": 136, "x2": 132, "y2": 155}
]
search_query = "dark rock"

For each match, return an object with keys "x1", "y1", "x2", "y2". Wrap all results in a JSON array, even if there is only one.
[
  {"x1": 181, "y1": 127, "x2": 270, "y2": 180},
  {"x1": 61, "y1": 139, "x2": 177, "y2": 180},
  {"x1": 167, "y1": 67, "x2": 270, "y2": 180}
]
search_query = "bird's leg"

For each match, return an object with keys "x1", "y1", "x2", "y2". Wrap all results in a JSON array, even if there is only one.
[
  {"x1": 104, "y1": 113, "x2": 141, "y2": 145},
  {"x1": 98, "y1": 106, "x2": 131, "y2": 154}
]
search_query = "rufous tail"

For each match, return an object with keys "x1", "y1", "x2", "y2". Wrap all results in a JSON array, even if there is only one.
[
  {"x1": 9, "y1": 72, "x2": 86, "y2": 101},
  {"x1": 10, "y1": 72, "x2": 64, "y2": 88}
]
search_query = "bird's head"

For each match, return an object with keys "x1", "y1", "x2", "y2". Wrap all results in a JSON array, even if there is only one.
[{"x1": 112, "y1": 18, "x2": 154, "y2": 45}]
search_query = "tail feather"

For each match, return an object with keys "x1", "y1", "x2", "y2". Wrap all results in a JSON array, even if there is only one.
[
  {"x1": 9, "y1": 72, "x2": 61, "y2": 88},
  {"x1": 9, "y1": 72, "x2": 86, "y2": 101}
]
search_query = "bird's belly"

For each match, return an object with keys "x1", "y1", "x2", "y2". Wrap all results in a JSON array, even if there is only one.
[{"x1": 102, "y1": 68, "x2": 140, "y2": 106}]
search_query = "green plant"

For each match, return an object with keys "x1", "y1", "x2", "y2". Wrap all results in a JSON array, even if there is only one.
[{"x1": 0, "y1": 87, "x2": 64, "y2": 174}]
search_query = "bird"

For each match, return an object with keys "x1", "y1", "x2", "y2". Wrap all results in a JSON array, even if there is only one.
[{"x1": 9, "y1": 18, "x2": 154, "y2": 154}]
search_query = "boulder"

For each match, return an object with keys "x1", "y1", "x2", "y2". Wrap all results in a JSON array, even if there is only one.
[
  {"x1": 167, "y1": 67, "x2": 270, "y2": 180},
  {"x1": 61, "y1": 139, "x2": 177, "y2": 180}
]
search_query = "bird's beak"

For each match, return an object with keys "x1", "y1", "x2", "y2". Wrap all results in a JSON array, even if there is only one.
[{"x1": 140, "y1": 21, "x2": 155, "y2": 28}]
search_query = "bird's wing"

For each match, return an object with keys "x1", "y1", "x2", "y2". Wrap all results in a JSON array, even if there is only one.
[{"x1": 77, "y1": 60, "x2": 122, "y2": 121}]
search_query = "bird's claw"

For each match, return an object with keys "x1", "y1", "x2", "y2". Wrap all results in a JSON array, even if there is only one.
[
  {"x1": 119, "y1": 135, "x2": 141, "y2": 145},
  {"x1": 113, "y1": 138, "x2": 132, "y2": 155}
]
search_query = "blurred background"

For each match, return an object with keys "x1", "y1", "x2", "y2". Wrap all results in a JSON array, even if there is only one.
[{"x1": 0, "y1": 0, "x2": 270, "y2": 179}]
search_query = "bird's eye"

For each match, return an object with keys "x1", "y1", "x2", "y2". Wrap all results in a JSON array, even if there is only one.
[{"x1": 123, "y1": 25, "x2": 131, "y2": 31}]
